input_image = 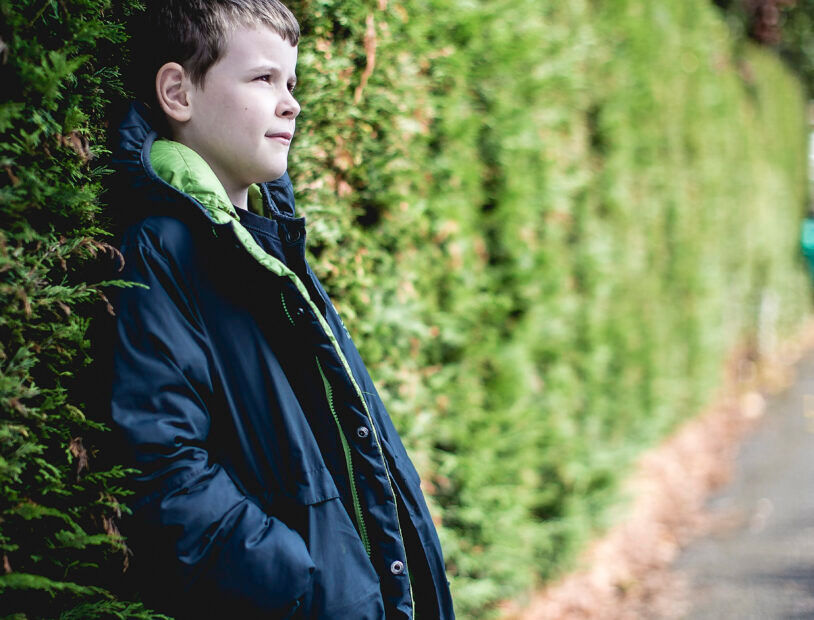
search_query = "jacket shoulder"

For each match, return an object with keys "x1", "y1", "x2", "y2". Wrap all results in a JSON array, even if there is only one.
[{"x1": 120, "y1": 213, "x2": 213, "y2": 268}]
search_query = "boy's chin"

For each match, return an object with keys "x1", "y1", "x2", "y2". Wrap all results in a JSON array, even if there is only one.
[
  {"x1": 263, "y1": 161, "x2": 288, "y2": 182},
  {"x1": 265, "y1": 168, "x2": 287, "y2": 182},
  {"x1": 250, "y1": 167, "x2": 287, "y2": 185}
]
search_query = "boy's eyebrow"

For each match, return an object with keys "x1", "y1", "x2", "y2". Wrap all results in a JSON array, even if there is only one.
[{"x1": 248, "y1": 64, "x2": 297, "y2": 83}]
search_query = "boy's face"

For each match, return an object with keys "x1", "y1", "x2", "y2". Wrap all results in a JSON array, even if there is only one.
[{"x1": 178, "y1": 25, "x2": 300, "y2": 200}]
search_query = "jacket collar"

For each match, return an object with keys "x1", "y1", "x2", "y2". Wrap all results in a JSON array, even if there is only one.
[{"x1": 149, "y1": 139, "x2": 269, "y2": 222}]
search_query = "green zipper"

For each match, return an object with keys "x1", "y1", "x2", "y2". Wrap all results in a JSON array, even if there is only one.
[
  {"x1": 315, "y1": 357, "x2": 371, "y2": 556},
  {"x1": 280, "y1": 288, "x2": 415, "y2": 607},
  {"x1": 280, "y1": 291, "x2": 295, "y2": 325},
  {"x1": 282, "y1": 293, "x2": 370, "y2": 553}
]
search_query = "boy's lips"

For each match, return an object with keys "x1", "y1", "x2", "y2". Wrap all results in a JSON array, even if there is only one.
[{"x1": 266, "y1": 131, "x2": 292, "y2": 144}]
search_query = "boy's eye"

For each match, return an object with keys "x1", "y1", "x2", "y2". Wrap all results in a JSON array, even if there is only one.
[{"x1": 255, "y1": 74, "x2": 271, "y2": 82}]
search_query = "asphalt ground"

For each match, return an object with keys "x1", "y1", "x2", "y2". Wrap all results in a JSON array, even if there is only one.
[{"x1": 672, "y1": 352, "x2": 814, "y2": 619}]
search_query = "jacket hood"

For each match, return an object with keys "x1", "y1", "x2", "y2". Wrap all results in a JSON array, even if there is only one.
[{"x1": 110, "y1": 102, "x2": 297, "y2": 222}]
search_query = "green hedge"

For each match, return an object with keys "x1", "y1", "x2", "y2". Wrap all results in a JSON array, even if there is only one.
[
  {"x1": 0, "y1": 0, "x2": 164, "y2": 617},
  {"x1": 1, "y1": 0, "x2": 809, "y2": 617},
  {"x1": 287, "y1": 0, "x2": 809, "y2": 616}
]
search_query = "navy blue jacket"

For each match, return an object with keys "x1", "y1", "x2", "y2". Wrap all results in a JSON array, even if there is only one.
[{"x1": 108, "y1": 103, "x2": 454, "y2": 619}]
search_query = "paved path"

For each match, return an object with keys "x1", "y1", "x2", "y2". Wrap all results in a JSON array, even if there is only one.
[{"x1": 672, "y1": 352, "x2": 814, "y2": 619}]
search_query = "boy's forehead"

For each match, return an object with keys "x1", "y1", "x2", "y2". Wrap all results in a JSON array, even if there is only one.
[{"x1": 222, "y1": 23, "x2": 298, "y2": 68}]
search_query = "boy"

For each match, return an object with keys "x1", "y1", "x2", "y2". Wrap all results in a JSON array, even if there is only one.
[{"x1": 107, "y1": 1, "x2": 454, "y2": 618}]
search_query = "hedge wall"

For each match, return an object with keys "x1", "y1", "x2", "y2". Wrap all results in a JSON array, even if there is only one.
[
  {"x1": 1, "y1": 0, "x2": 809, "y2": 617},
  {"x1": 287, "y1": 0, "x2": 809, "y2": 616},
  {"x1": 0, "y1": 0, "x2": 164, "y2": 617}
]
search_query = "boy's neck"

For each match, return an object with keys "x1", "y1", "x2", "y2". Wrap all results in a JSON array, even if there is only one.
[
  {"x1": 199, "y1": 156, "x2": 248, "y2": 211},
  {"x1": 227, "y1": 186, "x2": 249, "y2": 211}
]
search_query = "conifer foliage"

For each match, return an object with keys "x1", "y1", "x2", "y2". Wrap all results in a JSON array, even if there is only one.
[
  {"x1": 0, "y1": 0, "x2": 158, "y2": 617},
  {"x1": 0, "y1": 0, "x2": 810, "y2": 618}
]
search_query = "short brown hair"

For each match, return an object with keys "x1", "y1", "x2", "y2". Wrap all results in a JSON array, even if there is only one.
[{"x1": 129, "y1": 0, "x2": 299, "y2": 104}]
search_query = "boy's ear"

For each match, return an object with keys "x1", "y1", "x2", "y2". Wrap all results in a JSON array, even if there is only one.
[{"x1": 155, "y1": 62, "x2": 192, "y2": 123}]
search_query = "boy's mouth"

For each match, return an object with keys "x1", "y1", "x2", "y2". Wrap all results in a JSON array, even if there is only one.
[{"x1": 266, "y1": 132, "x2": 292, "y2": 145}]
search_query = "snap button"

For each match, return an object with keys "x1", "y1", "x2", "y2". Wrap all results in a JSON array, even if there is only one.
[
  {"x1": 356, "y1": 426, "x2": 369, "y2": 439},
  {"x1": 286, "y1": 229, "x2": 302, "y2": 243},
  {"x1": 390, "y1": 560, "x2": 405, "y2": 575},
  {"x1": 296, "y1": 307, "x2": 305, "y2": 317}
]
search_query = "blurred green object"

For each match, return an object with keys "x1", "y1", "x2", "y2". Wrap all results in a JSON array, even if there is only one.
[{"x1": 801, "y1": 216, "x2": 814, "y2": 278}]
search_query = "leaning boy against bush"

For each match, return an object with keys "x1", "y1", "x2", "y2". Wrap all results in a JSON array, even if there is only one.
[{"x1": 107, "y1": 1, "x2": 454, "y2": 617}]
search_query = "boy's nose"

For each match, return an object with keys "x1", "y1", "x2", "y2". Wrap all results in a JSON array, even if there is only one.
[{"x1": 279, "y1": 94, "x2": 300, "y2": 119}]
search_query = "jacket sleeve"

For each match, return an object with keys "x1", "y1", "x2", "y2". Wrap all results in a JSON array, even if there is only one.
[{"x1": 110, "y1": 237, "x2": 315, "y2": 614}]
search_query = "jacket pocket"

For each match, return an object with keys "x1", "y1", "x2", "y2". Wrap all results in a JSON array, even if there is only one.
[
  {"x1": 290, "y1": 464, "x2": 342, "y2": 505},
  {"x1": 290, "y1": 467, "x2": 384, "y2": 620}
]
